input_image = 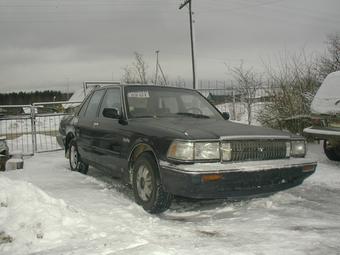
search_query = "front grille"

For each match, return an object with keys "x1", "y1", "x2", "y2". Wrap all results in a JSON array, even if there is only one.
[{"x1": 226, "y1": 140, "x2": 288, "y2": 162}]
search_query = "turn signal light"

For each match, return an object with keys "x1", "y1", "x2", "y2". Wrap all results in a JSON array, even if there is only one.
[
  {"x1": 202, "y1": 174, "x2": 223, "y2": 183},
  {"x1": 302, "y1": 164, "x2": 315, "y2": 172}
]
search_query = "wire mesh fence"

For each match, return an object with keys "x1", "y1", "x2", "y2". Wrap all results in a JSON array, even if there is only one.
[
  {"x1": 0, "y1": 101, "x2": 81, "y2": 155},
  {"x1": 0, "y1": 105, "x2": 34, "y2": 155}
]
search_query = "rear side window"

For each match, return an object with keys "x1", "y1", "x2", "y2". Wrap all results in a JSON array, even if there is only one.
[
  {"x1": 78, "y1": 95, "x2": 91, "y2": 117},
  {"x1": 84, "y1": 90, "x2": 105, "y2": 118}
]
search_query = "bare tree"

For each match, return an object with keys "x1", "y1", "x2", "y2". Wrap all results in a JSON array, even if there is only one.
[
  {"x1": 121, "y1": 65, "x2": 139, "y2": 84},
  {"x1": 318, "y1": 33, "x2": 340, "y2": 79},
  {"x1": 133, "y1": 52, "x2": 148, "y2": 84},
  {"x1": 231, "y1": 64, "x2": 263, "y2": 125},
  {"x1": 258, "y1": 51, "x2": 319, "y2": 134},
  {"x1": 121, "y1": 52, "x2": 149, "y2": 84},
  {"x1": 121, "y1": 51, "x2": 169, "y2": 85}
]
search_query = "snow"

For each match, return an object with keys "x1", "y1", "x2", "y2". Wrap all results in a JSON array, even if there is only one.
[
  {"x1": 1, "y1": 116, "x2": 63, "y2": 154},
  {"x1": 1, "y1": 143, "x2": 340, "y2": 254},
  {"x1": 6, "y1": 134, "x2": 60, "y2": 155},
  {"x1": 216, "y1": 102, "x2": 264, "y2": 125},
  {"x1": 311, "y1": 71, "x2": 340, "y2": 114},
  {"x1": 0, "y1": 177, "x2": 92, "y2": 254},
  {"x1": 0, "y1": 116, "x2": 62, "y2": 134}
]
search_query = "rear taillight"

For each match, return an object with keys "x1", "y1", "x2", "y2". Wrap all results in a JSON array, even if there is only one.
[{"x1": 311, "y1": 117, "x2": 321, "y2": 126}]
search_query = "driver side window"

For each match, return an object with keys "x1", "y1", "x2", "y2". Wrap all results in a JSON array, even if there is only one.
[{"x1": 99, "y1": 88, "x2": 122, "y2": 118}]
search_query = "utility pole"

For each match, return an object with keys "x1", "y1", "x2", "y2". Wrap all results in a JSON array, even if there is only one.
[
  {"x1": 179, "y1": 0, "x2": 196, "y2": 89},
  {"x1": 155, "y1": 50, "x2": 159, "y2": 85},
  {"x1": 158, "y1": 62, "x2": 167, "y2": 85}
]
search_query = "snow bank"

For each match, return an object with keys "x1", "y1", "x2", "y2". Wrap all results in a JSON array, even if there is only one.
[
  {"x1": 0, "y1": 176, "x2": 91, "y2": 254},
  {"x1": 311, "y1": 71, "x2": 340, "y2": 114}
]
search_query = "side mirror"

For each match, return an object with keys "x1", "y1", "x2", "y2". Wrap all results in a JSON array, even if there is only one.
[
  {"x1": 222, "y1": 112, "x2": 230, "y2": 120},
  {"x1": 102, "y1": 108, "x2": 121, "y2": 119}
]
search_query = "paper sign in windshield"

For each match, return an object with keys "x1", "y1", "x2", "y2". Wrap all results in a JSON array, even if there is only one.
[{"x1": 128, "y1": 91, "x2": 150, "y2": 98}]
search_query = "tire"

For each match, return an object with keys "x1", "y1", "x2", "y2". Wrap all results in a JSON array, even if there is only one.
[
  {"x1": 323, "y1": 140, "x2": 340, "y2": 161},
  {"x1": 69, "y1": 139, "x2": 89, "y2": 174},
  {"x1": 132, "y1": 152, "x2": 173, "y2": 214}
]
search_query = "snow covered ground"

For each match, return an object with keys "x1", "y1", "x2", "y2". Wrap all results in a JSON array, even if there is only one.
[{"x1": 1, "y1": 143, "x2": 340, "y2": 255}]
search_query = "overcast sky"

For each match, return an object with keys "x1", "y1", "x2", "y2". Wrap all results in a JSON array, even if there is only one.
[{"x1": 0, "y1": 0, "x2": 339, "y2": 92}]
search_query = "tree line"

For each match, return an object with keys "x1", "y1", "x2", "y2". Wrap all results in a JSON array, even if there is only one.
[{"x1": 0, "y1": 90, "x2": 71, "y2": 105}]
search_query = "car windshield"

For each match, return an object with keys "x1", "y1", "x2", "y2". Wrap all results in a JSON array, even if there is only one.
[{"x1": 125, "y1": 86, "x2": 223, "y2": 119}]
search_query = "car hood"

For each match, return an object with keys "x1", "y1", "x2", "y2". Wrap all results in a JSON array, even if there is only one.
[{"x1": 131, "y1": 118, "x2": 291, "y2": 140}]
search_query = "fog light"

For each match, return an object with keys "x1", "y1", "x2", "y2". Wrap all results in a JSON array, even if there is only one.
[{"x1": 201, "y1": 174, "x2": 223, "y2": 183}]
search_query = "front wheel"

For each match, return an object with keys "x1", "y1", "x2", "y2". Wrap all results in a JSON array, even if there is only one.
[
  {"x1": 132, "y1": 153, "x2": 172, "y2": 214},
  {"x1": 323, "y1": 140, "x2": 340, "y2": 161},
  {"x1": 69, "y1": 139, "x2": 89, "y2": 174}
]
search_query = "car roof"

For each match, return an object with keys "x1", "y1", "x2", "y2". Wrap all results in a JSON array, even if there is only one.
[{"x1": 98, "y1": 84, "x2": 196, "y2": 92}]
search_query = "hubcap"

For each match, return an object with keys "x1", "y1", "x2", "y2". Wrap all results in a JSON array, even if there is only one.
[
  {"x1": 136, "y1": 165, "x2": 153, "y2": 201},
  {"x1": 70, "y1": 145, "x2": 78, "y2": 169}
]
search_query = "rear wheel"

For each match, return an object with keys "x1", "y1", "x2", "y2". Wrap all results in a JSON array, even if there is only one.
[
  {"x1": 69, "y1": 139, "x2": 89, "y2": 174},
  {"x1": 132, "y1": 152, "x2": 172, "y2": 214},
  {"x1": 323, "y1": 140, "x2": 340, "y2": 161}
]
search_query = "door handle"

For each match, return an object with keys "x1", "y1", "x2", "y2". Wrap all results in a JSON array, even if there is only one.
[{"x1": 93, "y1": 122, "x2": 99, "y2": 127}]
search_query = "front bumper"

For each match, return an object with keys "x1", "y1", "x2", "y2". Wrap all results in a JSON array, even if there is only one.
[
  {"x1": 159, "y1": 158, "x2": 316, "y2": 199},
  {"x1": 303, "y1": 127, "x2": 340, "y2": 140}
]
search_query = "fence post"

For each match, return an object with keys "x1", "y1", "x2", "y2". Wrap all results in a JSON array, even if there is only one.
[{"x1": 30, "y1": 105, "x2": 37, "y2": 154}]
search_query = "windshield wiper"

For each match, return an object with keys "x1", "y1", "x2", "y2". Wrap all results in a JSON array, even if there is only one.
[{"x1": 176, "y1": 112, "x2": 210, "y2": 119}]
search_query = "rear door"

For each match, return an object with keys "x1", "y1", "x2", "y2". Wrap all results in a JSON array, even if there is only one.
[{"x1": 76, "y1": 89, "x2": 105, "y2": 164}]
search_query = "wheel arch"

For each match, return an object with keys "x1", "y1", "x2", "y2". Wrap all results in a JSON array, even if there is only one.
[
  {"x1": 128, "y1": 143, "x2": 160, "y2": 185},
  {"x1": 65, "y1": 132, "x2": 75, "y2": 154}
]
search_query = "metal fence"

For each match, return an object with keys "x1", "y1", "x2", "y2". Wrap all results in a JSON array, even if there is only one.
[
  {"x1": 197, "y1": 86, "x2": 275, "y2": 122},
  {"x1": 0, "y1": 101, "x2": 81, "y2": 156}
]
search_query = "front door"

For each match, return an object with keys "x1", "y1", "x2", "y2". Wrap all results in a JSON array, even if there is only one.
[{"x1": 92, "y1": 88, "x2": 126, "y2": 176}]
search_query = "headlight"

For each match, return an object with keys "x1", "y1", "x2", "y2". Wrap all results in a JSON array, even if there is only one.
[
  {"x1": 167, "y1": 141, "x2": 220, "y2": 161},
  {"x1": 167, "y1": 141, "x2": 194, "y2": 161},
  {"x1": 194, "y1": 142, "x2": 220, "y2": 160},
  {"x1": 291, "y1": 140, "x2": 306, "y2": 157}
]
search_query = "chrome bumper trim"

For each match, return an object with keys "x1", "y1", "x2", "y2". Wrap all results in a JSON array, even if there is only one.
[
  {"x1": 160, "y1": 158, "x2": 317, "y2": 174},
  {"x1": 303, "y1": 127, "x2": 340, "y2": 137}
]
